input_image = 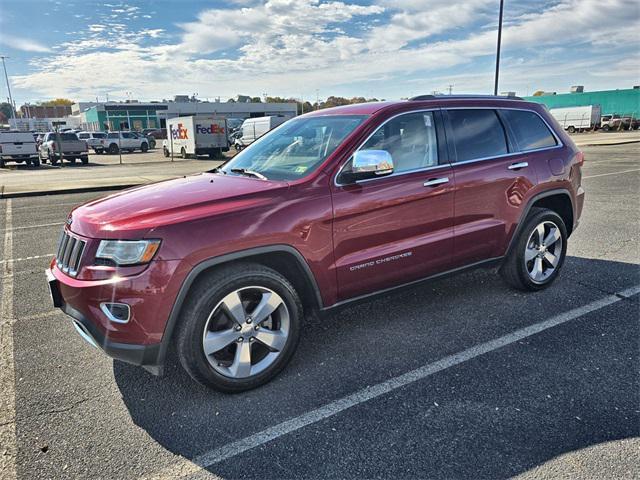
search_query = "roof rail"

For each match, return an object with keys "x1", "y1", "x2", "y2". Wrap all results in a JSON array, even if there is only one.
[{"x1": 409, "y1": 94, "x2": 523, "y2": 101}]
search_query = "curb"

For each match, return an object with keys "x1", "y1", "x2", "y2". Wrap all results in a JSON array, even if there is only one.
[
  {"x1": 575, "y1": 139, "x2": 640, "y2": 147},
  {"x1": 0, "y1": 183, "x2": 137, "y2": 199}
]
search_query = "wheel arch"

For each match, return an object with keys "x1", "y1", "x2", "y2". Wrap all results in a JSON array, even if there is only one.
[
  {"x1": 505, "y1": 189, "x2": 575, "y2": 258},
  {"x1": 154, "y1": 245, "x2": 323, "y2": 372}
]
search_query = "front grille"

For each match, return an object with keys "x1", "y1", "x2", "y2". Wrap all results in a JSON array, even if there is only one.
[{"x1": 56, "y1": 230, "x2": 86, "y2": 277}]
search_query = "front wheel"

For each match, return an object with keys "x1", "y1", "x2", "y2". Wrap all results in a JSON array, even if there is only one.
[
  {"x1": 108, "y1": 143, "x2": 119, "y2": 154},
  {"x1": 141, "y1": 143, "x2": 148, "y2": 153},
  {"x1": 175, "y1": 263, "x2": 302, "y2": 392},
  {"x1": 500, "y1": 208, "x2": 567, "y2": 291}
]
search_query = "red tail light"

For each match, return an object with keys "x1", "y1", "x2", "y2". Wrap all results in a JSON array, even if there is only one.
[{"x1": 575, "y1": 151, "x2": 584, "y2": 166}]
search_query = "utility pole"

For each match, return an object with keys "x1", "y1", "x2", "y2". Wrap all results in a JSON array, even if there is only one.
[
  {"x1": 316, "y1": 89, "x2": 319, "y2": 110},
  {"x1": 447, "y1": 84, "x2": 454, "y2": 95},
  {"x1": 493, "y1": 0, "x2": 505, "y2": 96},
  {"x1": 0, "y1": 55, "x2": 16, "y2": 119}
]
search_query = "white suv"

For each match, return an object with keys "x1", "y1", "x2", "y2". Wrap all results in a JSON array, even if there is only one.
[
  {"x1": 104, "y1": 131, "x2": 149, "y2": 154},
  {"x1": 77, "y1": 132, "x2": 108, "y2": 154}
]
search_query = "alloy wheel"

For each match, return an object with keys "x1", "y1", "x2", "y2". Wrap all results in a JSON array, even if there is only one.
[
  {"x1": 524, "y1": 220, "x2": 563, "y2": 283},
  {"x1": 202, "y1": 286, "x2": 290, "y2": 379}
]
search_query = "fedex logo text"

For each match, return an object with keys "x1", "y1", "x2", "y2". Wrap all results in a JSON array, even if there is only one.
[
  {"x1": 196, "y1": 124, "x2": 225, "y2": 135},
  {"x1": 171, "y1": 124, "x2": 189, "y2": 140}
]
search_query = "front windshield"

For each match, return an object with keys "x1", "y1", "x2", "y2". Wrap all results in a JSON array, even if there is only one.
[{"x1": 220, "y1": 115, "x2": 367, "y2": 181}]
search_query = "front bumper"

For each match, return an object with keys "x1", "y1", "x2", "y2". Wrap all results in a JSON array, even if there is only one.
[{"x1": 46, "y1": 259, "x2": 185, "y2": 374}]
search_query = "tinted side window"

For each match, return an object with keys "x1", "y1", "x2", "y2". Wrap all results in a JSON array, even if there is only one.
[
  {"x1": 447, "y1": 109, "x2": 508, "y2": 162},
  {"x1": 78, "y1": 133, "x2": 89, "y2": 139},
  {"x1": 500, "y1": 109, "x2": 557, "y2": 151},
  {"x1": 360, "y1": 111, "x2": 439, "y2": 173},
  {"x1": 107, "y1": 133, "x2": 118, "y2": 139}
]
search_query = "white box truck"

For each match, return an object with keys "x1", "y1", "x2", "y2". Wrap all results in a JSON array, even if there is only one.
[
  {"x1": 163, "y1": 116, "x2": 229, "y2": 159},
  {"x1": 549, "y1": 105, "x2": 601, "y2": 133},
  {"x1": 234, "y1": 116, "x2": 287, "y2": 150}
]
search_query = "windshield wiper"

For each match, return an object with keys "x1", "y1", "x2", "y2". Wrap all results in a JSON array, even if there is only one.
[{"x1": 230, "y1": 168, "x2": 268, "y2": 180}]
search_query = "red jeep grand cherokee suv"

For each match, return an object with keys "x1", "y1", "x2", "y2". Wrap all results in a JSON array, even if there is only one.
[{"x1": 47, "y1": 95, "x2": 585, "y2": 392}]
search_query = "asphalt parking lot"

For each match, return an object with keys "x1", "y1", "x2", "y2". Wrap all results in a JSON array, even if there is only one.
[{"x1": 0, "y1": 143, "x2": 639, "y2": 479}]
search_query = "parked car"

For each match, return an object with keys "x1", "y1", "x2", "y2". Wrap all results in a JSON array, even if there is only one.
[
  {"x1": 77, "y1": 131, "x2": 108, "y2": 154},
  {"x1": 47, "y1": 95, "x2": 584, "y2": 392},
  {"x1": 142, "y1": 128, "x2": 166, "y2": 140},
  {"x1": 39, "y1": 132, "x2": 88, "y2": 165},
  {"x1": 0, "y1": 131, "x2": 40, "y2": 167},
  {"x1": 104, "y1": 131, "x2": 149, "y2": 154},
  {"x1": 234, "y1": 115, "x2": 287, "y2": 150},
  {"x1": 600, "y1": 114, "x2": 623, "y2": 131},
  {"x1": 132, "y1": 131, "x2": 156, "y2": 149}
]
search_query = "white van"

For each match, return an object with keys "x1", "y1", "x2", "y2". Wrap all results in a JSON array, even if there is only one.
[
  {"x1": 0, "y1": 131, "x2": 40, "y2": 168},
  {"x1": 549, "y1": 105, "x2": 601, "y2": 133},
  {"x1": 235, "y1": 116, "x2": 287, "y2": 150}
]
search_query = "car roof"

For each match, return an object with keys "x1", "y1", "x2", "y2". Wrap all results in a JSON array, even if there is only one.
[{"x1": 303, "y1": 95, "x2": 537, "y2": 117}]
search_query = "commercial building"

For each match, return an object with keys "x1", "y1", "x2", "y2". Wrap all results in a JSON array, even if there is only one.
[
  {"x1": 9, "y1": 116, "x2": 81, "y2": 132},
  {"x1": 524, "y1": 87, "x2": 640, "y2": 116},
  {"x1": 19, "y1": 104, "x2": 72, "y2": 118},
  {"x1": 77, "y1": 99, "x2": 298, "y2": 132}
]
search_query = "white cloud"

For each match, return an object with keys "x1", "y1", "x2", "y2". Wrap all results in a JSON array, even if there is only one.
[
  {"x1": 10, "y1": 0, "x2": 640, "y2": 102},
  {"x1": 0, "y1": 36, "x2": 51, "y2": 53}
]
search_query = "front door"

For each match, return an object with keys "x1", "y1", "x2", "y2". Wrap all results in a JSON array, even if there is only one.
[{"x1": 331, "y1": 110, "x2": 454, "y2": 301}]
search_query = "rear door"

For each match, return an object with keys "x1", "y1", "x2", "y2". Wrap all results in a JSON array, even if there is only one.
[
  {"x1": 331, "y1": 110, "x2": 455, "y2": 301},
  {"x1": 444, "y1": 108, "x2": 540, "y2": 267}
]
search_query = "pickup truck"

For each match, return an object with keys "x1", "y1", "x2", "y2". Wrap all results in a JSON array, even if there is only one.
[
  {"x1": 39, "y1": 132, "x2": 89, "y2": 165},
  {"x1": 0, "y1": 131, "x2": 41, "y2": 168}
]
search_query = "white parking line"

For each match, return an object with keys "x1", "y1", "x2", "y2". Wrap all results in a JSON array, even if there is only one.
[
  {"x1": 0, "y1": 199, "x2": 17, "y2": 479},
  {"x1": 583, "y1": 168, "x2": 640, "y2": 179},
  {"x1": 143, "y1": 284, "x2": 640, "y2": 480},
  {"x1": 0, "y1": 222, "x2": 62, "y2": 234},
  {"x1": 0, "y1": 254, "x2": 54, "y2": 265}
]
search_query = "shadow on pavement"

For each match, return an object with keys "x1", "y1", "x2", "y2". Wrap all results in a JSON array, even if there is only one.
[{"x1": 114, "y1": 255, "x2": 639, "y2": 478}]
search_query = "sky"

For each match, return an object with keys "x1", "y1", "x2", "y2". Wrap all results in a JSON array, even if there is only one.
[{"x1": 0, "y1": 0, "x2": 638, "y2": 105}]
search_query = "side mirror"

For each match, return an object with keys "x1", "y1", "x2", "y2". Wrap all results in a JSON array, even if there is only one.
[{"x1": 342, "y1": 150, "x2": 394, "y2": 183}]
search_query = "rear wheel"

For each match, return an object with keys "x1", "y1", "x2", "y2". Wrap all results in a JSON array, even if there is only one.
[
  {"x1": 32, "y1": 156, "x2": 41, "y2": 167},
  {"x1": 567, "y1": 125, "x2": 576, "y2": 134},
  {"x1": 141, "y1": 143, "x2": 148, "y2": 153},
  {"x1": 500, "y1": 208, "x2": 567, "y2": 291},
  {"x1": 108, "y1": 143, "x2": 119, "y2": 154},
  {"x1": 175, "y1": 263, "x2": 302, "y2": 392},
  {"x1": 181, "y1": 147, "x2": 187, "y2": 159},
  {"x1": 81, "y1": 155, "x2": 89, "y2": 165},
  {"x1": 163, "y1": 147, "x2": 169, "y2": 157}
]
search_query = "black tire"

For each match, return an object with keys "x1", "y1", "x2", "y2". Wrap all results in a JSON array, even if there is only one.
[
  {"x1": 141, "y1": 143, "x2": 148, "y2": 153},
  {"x1": 31, "y1": 156, "x2": 41, "y2": 167},
  {"x1": 108, "y1": 143, "x2": 119, "y2": 154},
  {"x1": 163, "y1": 147, "x2": 169, "y2": 157},
  {"x1": 602, "y1": 124, "x2": 610, "y2": 132},
  {"x1": 567, "y1": 125, "x2": 575, "y2": 134},
  {"x1": 181, "y1": 147, "x2": 187, "y2": 159},
  {"x1": 0, "y1": 157, "x2": 4, "y2": 168},
  {"x1": 500, "y1": 208, "x2": 568, "y2": 291},
  {"x1": 175, "y1": 263, "x2": 302, "y2": 393},
  {"x1": 50, "y1": 153, "x2": 59, "y2": 166},
  {"x1": 81, "y1": 155, "x2": 89, "y2": 165}
]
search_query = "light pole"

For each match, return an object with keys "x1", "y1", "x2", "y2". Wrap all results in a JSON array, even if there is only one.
[
  {"x1": 493, "y1": 0, "x2": 505, "y2": 96},
  {"x1": 0, "y1": 55, "x2": 16, "y2": 120}
]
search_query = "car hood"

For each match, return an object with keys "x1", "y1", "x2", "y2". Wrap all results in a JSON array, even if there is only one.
[{"x1": 68, "y1": 173, "x2": 288, "y2": 239}]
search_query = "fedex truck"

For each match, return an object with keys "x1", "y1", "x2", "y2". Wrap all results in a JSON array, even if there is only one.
[
  {"x1": 163, "y1": 116, "x2": 229, "y2": 159},
  {"x1": 549, "y1": 105, "x2": 601, "y2": 133}
]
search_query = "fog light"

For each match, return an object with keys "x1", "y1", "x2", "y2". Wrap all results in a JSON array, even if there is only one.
[{"x1": 100, "y1": 302, "x2": 131, "y2": 324}]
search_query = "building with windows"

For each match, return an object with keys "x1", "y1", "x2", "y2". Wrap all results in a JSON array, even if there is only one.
[
  {"x1": 78, "y1": 99, "x2": 298, "y2": 132},
  {"x1": 524, "y1": 87, "x2": 640, "y2": 117},
  {"x1": 79, "y1": 102, "x2": 167, "y2": 131}
]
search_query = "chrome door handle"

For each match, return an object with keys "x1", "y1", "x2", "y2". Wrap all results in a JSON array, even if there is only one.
[
  {"x1": 423, "y1": 177, "x2": 449, "y2": 187},
  {"x1": 508, "y1": 162, "x2": 528, "y2": 170}
]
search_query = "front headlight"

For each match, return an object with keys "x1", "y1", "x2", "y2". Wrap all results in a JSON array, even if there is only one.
[{"x1": 96, "y1": 240, "x2": 161, "y2": 265}]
